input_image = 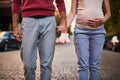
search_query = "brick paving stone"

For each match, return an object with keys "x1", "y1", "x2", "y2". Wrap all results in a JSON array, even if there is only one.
[{"x1": 0, "y1": 40, "x2": 120, "y2": 80}]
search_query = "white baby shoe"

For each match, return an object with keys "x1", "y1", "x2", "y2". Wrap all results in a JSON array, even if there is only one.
[{"x1": 56, "y1": 33, "x2": 71, "y2": 44}]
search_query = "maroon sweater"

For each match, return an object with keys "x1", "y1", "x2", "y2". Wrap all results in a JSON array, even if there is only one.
[{"x1": 12, "y1": 0, "x2": 66, "y2": 17}]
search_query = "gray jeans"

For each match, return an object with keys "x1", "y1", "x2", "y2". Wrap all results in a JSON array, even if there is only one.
[{"x1": 21, "y1": 16, "x2": 56, "y2": 80}]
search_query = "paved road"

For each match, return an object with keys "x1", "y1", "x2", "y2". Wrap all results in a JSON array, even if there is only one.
[{"x1": 0, "y1": 42, "x2": 120, "y2": 80}]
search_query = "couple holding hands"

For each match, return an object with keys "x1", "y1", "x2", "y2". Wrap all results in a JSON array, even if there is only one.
[{"x1": 12, "y1": 0, "x2": 111, "y2": 80}]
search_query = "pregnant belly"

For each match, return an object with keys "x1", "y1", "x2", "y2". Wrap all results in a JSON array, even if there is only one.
[{"x1": 76, "y1": 10, "x2": 104, "y2": 25}]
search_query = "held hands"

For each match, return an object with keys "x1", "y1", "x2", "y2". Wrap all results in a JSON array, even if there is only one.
[
  {"x1": 87, "y1": 18, "x2": 105, "y2": 28},
  {"x1": 56, "y1": 24, "x2": 70, "y2": 44},
  {"x1": 13, "y1": 27, "x2": 22, "y2": 41},
  {"x1": 57, "y1": 24, "x2": 68, "y2": 33}
]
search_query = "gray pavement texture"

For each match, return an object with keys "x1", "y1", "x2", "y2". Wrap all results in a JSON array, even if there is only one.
[{"x1": 0, "y1": 41, "x2": 120, "y2": 80}]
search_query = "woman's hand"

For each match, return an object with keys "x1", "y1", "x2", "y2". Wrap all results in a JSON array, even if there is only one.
[{"x1": 87, "y1": 18, "x2": 105, "y2": 28}]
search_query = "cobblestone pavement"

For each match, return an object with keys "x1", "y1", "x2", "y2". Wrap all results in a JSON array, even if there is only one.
[{"x1": 0, "y1": 41, "x2": 120, "y2": 80}]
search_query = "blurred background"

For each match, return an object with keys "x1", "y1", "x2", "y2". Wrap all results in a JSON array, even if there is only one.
[
  {"x1": 0, "y1": 0, "x2": 120, "y2": 51},
  {"x1": 0, "y1": 0, "x2": 120, "y2": 80},
  {"x1": 0, "y1": 0, "x2": 120, "y2": 34}
]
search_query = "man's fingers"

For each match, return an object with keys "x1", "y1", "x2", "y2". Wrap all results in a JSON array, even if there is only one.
[
  {"x1": 16, "y1": 34, "x2": 22, "y2": 41},
  {"x1": 14, "y1": 32, "x2": 22, "y2": 41},
  {"x1": 57, "y1": 26, "x2": 67, "y2": 33}
]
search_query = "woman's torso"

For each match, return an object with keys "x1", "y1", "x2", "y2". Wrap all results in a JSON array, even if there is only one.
[{"x1": 76, "y1": 0, "x2": 104, "y2": 29}]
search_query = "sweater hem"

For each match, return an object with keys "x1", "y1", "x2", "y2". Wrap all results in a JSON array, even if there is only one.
[{"x1": 22, "y1": 10, "x2": 55, "y2": 17}]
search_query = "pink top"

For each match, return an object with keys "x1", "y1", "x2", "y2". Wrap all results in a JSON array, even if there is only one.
[{"x1": 76, "y1": 0, "x2": 104, "y2": 29}]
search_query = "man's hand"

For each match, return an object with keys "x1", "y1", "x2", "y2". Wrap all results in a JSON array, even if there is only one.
[
  {"x1": 12, "y1": 13, "x2": 22, "y2": 41},
  {"x1": 13, "y1": 27, "x2": 22, "y2": 41},
  {"x1": 57, "y1": 24, "x2": 67, "y2": 33},
  {"x1": 87, "y1": 18, "x2": 105, "y2": 28}
]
